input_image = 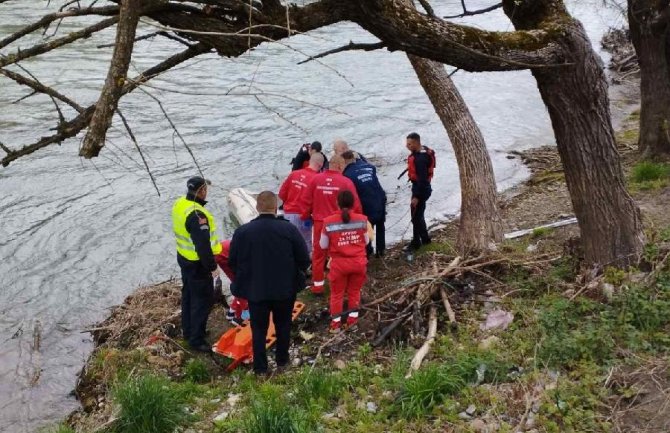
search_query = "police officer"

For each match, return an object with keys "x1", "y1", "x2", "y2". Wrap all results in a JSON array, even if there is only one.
[
  {"x1": 406, "y1": 132, "x2": 435, "y2": 251},
  {"x1": 172, "y1": 176, "x2": 222, "y2": 352}
]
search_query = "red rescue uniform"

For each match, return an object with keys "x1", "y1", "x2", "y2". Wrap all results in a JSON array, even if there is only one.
[
  {"x1": 320, "y1": 211, "x2": 368, "y2": 325},
  {"x1": 214, "y1": 240, "x2": 248, "y2": 320},
  {"x1": 299, "y1": 170, "x2": 363, "y2": 292},
  {"x1": 278, "y1": 167, "x2": 317, "y2": 213}
]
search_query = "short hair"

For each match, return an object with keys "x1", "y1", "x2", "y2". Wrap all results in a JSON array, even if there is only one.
[
  {"x1": 341, "y1": 150, "x2": 355, "y2": 161},
  {"x1": 310, "y1": 141, "x2": 322, "y2": 152},
  {"x1": 330, "y1": 154, "x2": 345, "y2": 170},
  {"x1": 407, "y1": 132, "x2": 421, "y2": 141},
  {"x1": 332, "y1": 139, "x2": 349, "y2": 155},
  {"x1": 256, "y1": 190, "x2": 277, "y2": 213},
  {"x1": 309, "y1": 152, "x2": 324, "y2": 168}
]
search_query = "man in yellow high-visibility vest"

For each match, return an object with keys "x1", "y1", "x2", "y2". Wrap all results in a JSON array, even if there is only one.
[{"x1": 172, "y1": 176, "x2": 222, "y2": 352}]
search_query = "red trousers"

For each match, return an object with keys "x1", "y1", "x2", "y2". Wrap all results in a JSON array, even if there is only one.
[
  {"x1": 328, "y1": 257, "x2": 366, "y2": 318},
  {"x1": 311, "y1": 220, "x2": 326, "y2": 291}
]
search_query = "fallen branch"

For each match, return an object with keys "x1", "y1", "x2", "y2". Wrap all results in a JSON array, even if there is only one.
[
  {"x1": 372, "y1": 303, "x2": 414, "y2": 347},
  {"x1": 406, "y1": 305, "x2": 438, "y2": 378},
  {"x1": 439, "y1": 287, "x2": 457, "y2": 325}
]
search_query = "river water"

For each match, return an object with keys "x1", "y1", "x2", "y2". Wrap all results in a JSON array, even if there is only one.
[{"x1": 0, "y1": 1, "x2": 623, "y2": 431}]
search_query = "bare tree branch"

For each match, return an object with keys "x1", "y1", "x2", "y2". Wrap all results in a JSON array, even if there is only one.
[
  {"x1": 444, "y1": 2, "x2": 502, "y2": 19},
  {"x1": 1, "y1": 43, "x2": 210, "y2": 167},
  {"x1": 116, "y1": 109, "x2": 161, "y2": 196},
  {"x1": 297, "y1": 41, "x2": 386, "y2": 64},
  {"x1": 96, "y1": 31, "x2": 193, "y2": 49},
  {"x1": 0, "y1": 18, "x2": 119, "y2": 68},
  {"x1": 416, "y1": 0, "x2": 435, "y2": 17},
  {"x1": 0, "y1": 6, "x2": 119, "y2": 50},
  {"x1": 0, "y1": 68, "x2": 84, "y2": 112},
  {"x1": 80, "y1": 0, "x2": 141, "y2": 159}
]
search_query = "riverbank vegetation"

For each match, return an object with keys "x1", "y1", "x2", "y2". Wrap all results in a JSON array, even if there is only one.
[{"x1": 55, "y1": 115, "x2": 670, "y2": 432}]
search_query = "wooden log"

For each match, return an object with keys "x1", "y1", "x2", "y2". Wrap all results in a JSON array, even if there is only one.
[
  {"x1": 406, "y1": 305, "x2": 438, "y2": 378},
  {"x1": 439, "y1": 287, "x2": 457, "y2": 327}
]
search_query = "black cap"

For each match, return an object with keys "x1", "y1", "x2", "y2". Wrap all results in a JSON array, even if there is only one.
[
  {"x1": 310, "y1": 141, "x2": 322, "y2": 152},
  {"x1": 186, "y1": 176, "x2": 210, "y2": 192}
]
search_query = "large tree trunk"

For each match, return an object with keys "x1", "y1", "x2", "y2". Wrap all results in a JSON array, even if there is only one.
[
  {"x1": 516, "y1": 11, "x2": 645, "y2": 267},
  {"x1": 628, "y1": 0, "x2": 670, "y2": 160},
  {"x1": 80, "y1": 0, "x2": 141, "y2": 158},
  {"x1": 408, "y1": 55, "x2": 503, "y2": 253}
]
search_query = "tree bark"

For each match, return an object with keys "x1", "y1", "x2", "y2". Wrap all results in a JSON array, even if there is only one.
[
  {"x1": 408, "y1": 56, "x2": 503, "y2": 253},
  {"x1": 628, "y1": 0, "x2": 670, "y2": 160},
  {"x1": 517, "y1": 7, "x2": 645, "y2": 267},
  {"x1": 80, "y1": 0, "x2": 141, "y2": 158}
]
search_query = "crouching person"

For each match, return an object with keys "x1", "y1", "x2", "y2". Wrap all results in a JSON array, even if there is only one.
[
  {"x1": 320, "y1": 190, "x2": 369, "y2": 332},
  {"x1": 228, "y1": 191, "x2": 310, "y2": 375}
]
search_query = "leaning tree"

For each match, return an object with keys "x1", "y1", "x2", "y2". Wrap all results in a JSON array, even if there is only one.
[{"x1": 0, "y1": 0, "x2": 645, "y2": 267}]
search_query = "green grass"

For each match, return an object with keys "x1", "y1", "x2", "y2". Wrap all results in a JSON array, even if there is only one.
[
  {"x1": 112, "y1": 374, "x2": 194, "y2": 433},
  {"x1": 184, "y1": 358, "x2": 210, "y2": 383},
  {"x1": 41, "y1": 424, "x2": 76, "y2": 433},
  {"x1": 630, "y1": 161, "x2": 670, "y2": 190},
  {"x1": 531, "y1": 226, "x2": 553, "y2": 238}
]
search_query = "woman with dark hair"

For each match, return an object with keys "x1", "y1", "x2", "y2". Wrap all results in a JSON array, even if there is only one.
[{"x1": 319, "y1": 190, "x2": 371, "y2": 332}]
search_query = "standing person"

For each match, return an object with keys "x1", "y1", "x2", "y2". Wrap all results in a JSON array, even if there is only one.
[
  {"x1": 405, "y1": 132, "x2": 436, "y2": 250},
  {"x1": 320, "y1": 190, "x2": 369, "y2": 332},
  {"x1": 172, "y1": 176, "x2": 222, "y2": 352},
  {"x1": 228, "y1": 191, "x2": 310, "y2": 375},
  {"x1": 299, "y1": 155, "x2": 363, "y2": 294},
  {"x1": 342, "y1": 150, "x2": 387, "y2": 257},
  {"x1": 332, "y1": 139, "x2": 367, "y2": 161},
  {"x1": 291, "y1": 141, "x2": 329, "y2": 172},
  {"x1": 279, "y1": 153, "x2": 324, "y2": 254}
]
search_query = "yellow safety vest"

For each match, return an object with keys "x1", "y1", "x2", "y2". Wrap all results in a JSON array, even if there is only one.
[{"x1": 172, "y1": 196, "x2": 222, "y2": 261}]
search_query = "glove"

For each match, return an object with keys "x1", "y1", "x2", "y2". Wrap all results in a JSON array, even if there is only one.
[{"x1": 303, "y1": 217, "x2": 313, "y2": 229}]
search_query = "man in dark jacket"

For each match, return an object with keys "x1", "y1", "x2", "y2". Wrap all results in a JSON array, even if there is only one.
[
  {"x1": 228, "y1": 191, "x2": 310, "y2": 375},
  {"x1": 291, "y1": 141, "x2": 329, "y2": 172},
  {"x1": 172, "y1": 176, "x2": 222, "y2": 352},
  {"x1": 342, "y1": 150, "x2": 387, "y2": 257},
  {"x1": 406, "y1": 132, "x2": 434, "y2": 250}
]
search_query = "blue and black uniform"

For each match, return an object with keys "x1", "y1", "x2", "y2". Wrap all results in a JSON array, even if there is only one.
[{"x1": 343, "y1": 159, "x2": 387, "y2": 256}]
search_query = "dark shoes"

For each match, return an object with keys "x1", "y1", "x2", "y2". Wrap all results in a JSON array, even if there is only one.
[{"x1": 189, "y1": 343, "x2": 212, "y2": 353}]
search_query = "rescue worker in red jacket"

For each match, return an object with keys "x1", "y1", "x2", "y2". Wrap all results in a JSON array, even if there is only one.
[
  {"x1": 279, "y1": 153, "x2": 324, "y2": 254},
  {"x1": 320, "y1": 190, "x2": 369, "y2": 332},
  {"x1": 299, "y1": 155, "x2": 362, "y2": 294},
  {"x1": 406, "y1": 132, "x2": 436, "y2": 251},
  {"x1": 214, "y1": 240, "x2": 249, "y2": 325}
]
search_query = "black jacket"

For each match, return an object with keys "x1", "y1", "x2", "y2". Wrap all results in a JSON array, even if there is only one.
[
  {"x1": 177, "y1": 194, "x2": 217, "y2": 276},
  {"x1": 410, "y1": 151, "x2": 433, "y2": 201},
  {"x1": 229, "y1": 214, "x2": 310, "y2": 302},
  {"x1": 291, "y1": 147, "x2": 329, "y2": 172}
]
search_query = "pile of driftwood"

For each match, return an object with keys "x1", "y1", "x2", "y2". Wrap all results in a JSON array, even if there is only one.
[
  {"x1": 362, "y1": 255, "x2": 506, "y2": 377},
  {"x1": 601, "y1": 27, "x2": 639, "y2": 83}
]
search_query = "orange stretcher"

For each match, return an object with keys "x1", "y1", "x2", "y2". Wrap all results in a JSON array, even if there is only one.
[{"x1": 212, "y1": 301, "x2": 305, "y2": 372}]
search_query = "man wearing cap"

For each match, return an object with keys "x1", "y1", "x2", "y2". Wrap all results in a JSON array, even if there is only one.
[
  {"x1": 172, "y1": 176, "x2": 222, "y2": 352},
  {"x1": 291, "y1": 141, "x2": 329, "y2": 172}
]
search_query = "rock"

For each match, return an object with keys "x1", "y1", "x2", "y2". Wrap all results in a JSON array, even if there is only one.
[
  {"x1": 469, "y1": 419, "x2": 487, "y2": 432},
  {"x1": 601, "y1": 282, "x2": 615, "y2": 301},
  {"x1": 299, "y1": 330, "x2": 315, "y2": 341},
  {"x1": 478, "y1": 336, "x2": 500, "y2": 351},
  {"x1": 334, "y1": 359, "x2": 346, "y2": 370},
  {"x1": 525, "y1": 413, "x2": 537, "y2": 429},
  {"x1": 458, "y1": 411, "x2": 472, "y2": 420},
  {"x1": 480, "y1": 309, "x2": 514, "y2": 331},
  {"x1": 210, "y1": 398, "x2": 221, "y2": 404},
  {"x1": 466, "y1": 404, "x2": 477, "y2": 416},
  {"x1": 292, "y1": 358, "x2": 303, "y2": 367},
  {"x1": 526, "y1": 244, "x2": 538, "y2": 252},
  {"x1": 366, "y1": 402, "x2": 378, "y2": 413},
  {"x1": 227, "y1": 393, "x2": 241, "y2": 407},
  {"x1": 212, "y1": 411, "x2": 229, "y2": 423}
]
